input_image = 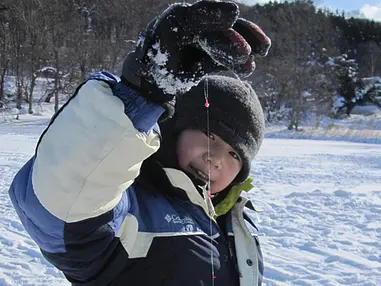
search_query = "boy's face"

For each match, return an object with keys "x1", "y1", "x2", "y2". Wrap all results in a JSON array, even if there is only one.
[{"x1": 176, "y1": 129, "x2": 243, "y2": 194}]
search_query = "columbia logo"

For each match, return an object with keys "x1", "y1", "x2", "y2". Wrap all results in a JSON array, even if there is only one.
[
  {"x1": 164, "y1": 214, "x2": 194, "y2": 225},
  {"x1": 164, "y1": 214, "x2": 172, "y2": 222}
]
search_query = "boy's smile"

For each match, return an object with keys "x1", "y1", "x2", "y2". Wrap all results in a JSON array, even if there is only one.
[
  {"x1": 176, "y1": 129, "x2": 243, "y2": 194},
  {"x1": 189, "y1": 165, "x2": 209, "y2": 182}
]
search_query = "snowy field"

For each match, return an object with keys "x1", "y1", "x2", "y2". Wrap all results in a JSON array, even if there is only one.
[
  {"x1": 0, "y1": 114, "x2": 381, "y2": 285},
  {"x1": 252, "y1": 139, "x2": 381, "y2": 285}
]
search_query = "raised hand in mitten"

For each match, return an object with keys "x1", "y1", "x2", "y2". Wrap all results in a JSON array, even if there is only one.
[{"x1": 122, "y1": 0, "x2": 271, "y2": 105}]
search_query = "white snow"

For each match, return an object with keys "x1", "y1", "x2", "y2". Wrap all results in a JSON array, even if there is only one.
[
  {"x1": 146, "y1": 42, "x2": 198, "y2": 95},
  {"x1": 355, "y1": 76, "x2": 381, "y2": 102},
  {"x1": 266, "y1": 111, "x2": 381, "y2": 145},
  {"x1": 0, "y1": 118, "x2": 68, "y2": 286},
  {"x1": 333, "y1": 95, "x2": 346, "y2": 108},
  {"x1": 36, "y1": 67, "x2": 57, "y2": 73},
  {"x1": 351, "y1": 104, "x2": 380, "y2": 116},
  {"x1": 1, "y1": 111, "x2": 381, "y2": 285},
  {"x1": 250, "y1": 139, "x2": 381, "y2": 285}
]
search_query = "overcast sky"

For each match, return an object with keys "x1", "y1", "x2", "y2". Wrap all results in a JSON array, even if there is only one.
[{"x1": 236, "y1": 0, "x2": 381, "y2": 21}]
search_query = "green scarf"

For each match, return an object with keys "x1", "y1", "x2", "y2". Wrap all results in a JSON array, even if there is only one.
[{"x1": 214, "y1": 177, "x2": 254, "y2": 218}]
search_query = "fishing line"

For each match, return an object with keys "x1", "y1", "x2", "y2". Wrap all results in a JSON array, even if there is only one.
[{"x1": 204, "y1": 77, "x2": 216, "y2": 284}]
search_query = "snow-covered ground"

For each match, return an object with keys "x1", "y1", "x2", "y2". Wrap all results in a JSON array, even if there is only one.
[
  {"x1": 1, "y1": 112, "x2": 380, "y2": 285},
  {"x1": 266, "y1": 109, "x2": 381, "y2": 144},
  {"x1": 0, "y1": 117, "x2": 68, "y2": 286},
  {"x1": 252, "y1": 139, "x2": 381, "y2": 286}
]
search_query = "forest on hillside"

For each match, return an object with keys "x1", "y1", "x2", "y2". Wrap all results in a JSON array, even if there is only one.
[{"x1": 0, "y1": 0, "x2": 380, "y2": 129}]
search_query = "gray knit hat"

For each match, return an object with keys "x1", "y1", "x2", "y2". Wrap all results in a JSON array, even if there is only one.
[{"x1": 174, "y1": 75, "x2": 265, "y2": 183}]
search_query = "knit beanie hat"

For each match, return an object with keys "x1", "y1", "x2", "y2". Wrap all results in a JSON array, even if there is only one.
[{"x1": 174, "y1": 75, "x2": 265, "y2": 184}]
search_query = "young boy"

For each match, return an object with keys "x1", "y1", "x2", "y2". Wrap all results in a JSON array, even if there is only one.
[{"x1": 9, "y1": 1, "x2": 270, "y2": 285}]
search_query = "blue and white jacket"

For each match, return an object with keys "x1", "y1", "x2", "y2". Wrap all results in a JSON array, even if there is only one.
[{"x1": 9, "y1": 72, "x2": 264, "y2": 286}]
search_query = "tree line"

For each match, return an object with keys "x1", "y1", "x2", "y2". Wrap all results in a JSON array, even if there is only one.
[
  {"x1": 1, "y1": 0, "x2": 380, "y2": 128},
  {"x1": 245, "y1": 0, "x2": 381, "y2": 128}
]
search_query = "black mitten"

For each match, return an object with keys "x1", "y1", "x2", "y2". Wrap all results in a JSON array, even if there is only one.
[{"x1": 122, "y1": 0, "x2": 271, "y2": 106}]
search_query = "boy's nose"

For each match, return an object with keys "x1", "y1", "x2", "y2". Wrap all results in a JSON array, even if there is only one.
[{"x1": 203, "y1": 151, "x2": 223, "y2": 169}]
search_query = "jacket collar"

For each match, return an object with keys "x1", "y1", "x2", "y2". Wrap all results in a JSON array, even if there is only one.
[
  {"x1": 163, "y1": 167, "x2": 215, "y2": 218},
  {"x1": 214, "y1": 178, "x2": 256, "y2": 217}
]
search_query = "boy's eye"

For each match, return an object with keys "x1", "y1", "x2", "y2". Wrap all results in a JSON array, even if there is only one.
[{"x1": 230, "y1": 151, "x2": 240, "y2": 161}]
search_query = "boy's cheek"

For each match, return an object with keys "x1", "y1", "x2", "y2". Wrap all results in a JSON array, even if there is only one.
[{"x1": 177, "y1": 155, "x2": 187, "y2": 171}]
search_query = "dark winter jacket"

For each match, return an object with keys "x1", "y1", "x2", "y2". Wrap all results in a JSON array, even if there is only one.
[{"x1": 9, "y1": 72, "x2": 264, "y2": 286}]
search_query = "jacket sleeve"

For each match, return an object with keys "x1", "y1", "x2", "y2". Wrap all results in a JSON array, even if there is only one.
[
  {"x1": 8, "y1": 77, "x2": 164, "y2": 281},
  {"x1": 32, "y1": 79, "x2": 163, "y2": 223}
]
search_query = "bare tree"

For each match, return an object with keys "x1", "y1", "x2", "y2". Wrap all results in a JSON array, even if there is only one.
[
  {"x1": 0, "y1": 6, "x2": 10, "y2": 104},
  {"x1": 15, "y1": 0, "x2": 47, "y2": 114},
  {"x1": 8, "y1": 2, "x2": 27, "y2": 111},
  {"x1": 42, "y1": 0, "x2": 75, "y2": 111},
  {"x1": 358, "y1": 41, "x2": 381, "y2": 77}
]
